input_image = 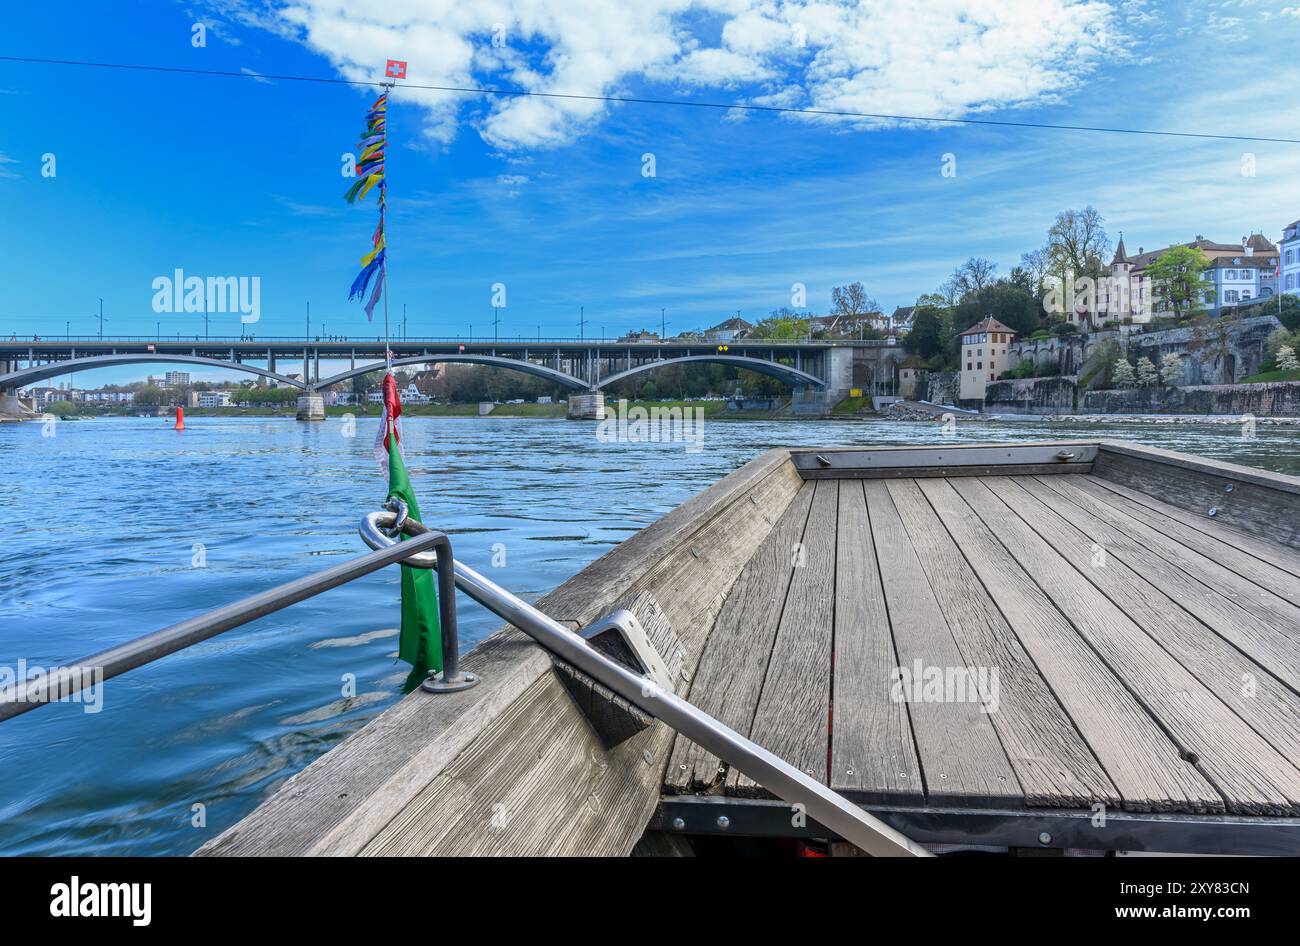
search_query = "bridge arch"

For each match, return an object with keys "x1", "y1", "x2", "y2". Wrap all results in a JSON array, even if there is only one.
[
  {"x1": 0, "y1": 354, "x2": 307, "y2": 391},
  {"x1": 315, "y1": 354, "x2": 589, "y2": 391},
  {"x1": 594, "y1": 354, "x2": 826, "y2": 391}
]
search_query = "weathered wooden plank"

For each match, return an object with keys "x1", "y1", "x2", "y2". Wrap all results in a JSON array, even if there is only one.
[
  {"x1": 791, "y1": 442, "x2": 1097, "y2": 474},
  {"x1": 360, "y1": 592, "x2": 677, "y2": 856},
  {"x1": 352, "y1": 458, "x2": 806, "y2": 856},
  {"x1": 915, "y1": 477, "x2": 1220, "y2": 813},
  {"x1": 859, "y1": 480, "x2": 1021, "y2": 808},
  {"x1": 800, "y1": 463, "x2": 1094, "y2": 480},
  {"x1": 998, "y1": 475, "x2": 1300, "y2": 763},
  {"x1": 198, "y1": 449, "x2": 800, "y2": 856},
  {"x1": 663, "y1": 481, "x2": 815, "y2": 792},
  {"x1": 1086, "y1": 474, "x2": 1300, "y2": 580},
  {"x1": 884, "y1": 478, "x2": 1118, "y2": 808},
  {"x1": 1076, "y1": 475, "x2": 1300, "y2": 602},
  {"x1": 1093, "y1": 443, "x2": 1300, "y2": 550},
  {"x1": 949, "y1": 476, "x2": 1300, "y2": 815},
  {"x1": 1050, "y1": 475, "x2": 1300, "y2": 623},
  {"x1": 828, "y1": 480, "x2": 924, "y2": 803},
  {"x1": 728, "y1": 479, "x2": 839, "y2": 796},
  {"x1": 1025, "y1": 476, "x2": 1300, "y2": 696}
]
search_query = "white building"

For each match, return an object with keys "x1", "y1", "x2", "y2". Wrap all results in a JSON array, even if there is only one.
[
  {"x1": 197, "y1": 391, "x2": 231, "y2": 408},
  {"x1": 164, "y1": 371, "x2": 191, "y2": 387},
  {"x1": 1102, "y1": 234, "x2": 1278, "y2": 322},
  {"x1": 704, "y1": 318, "x2": 753, "y2": 342},
  {"x1": 1282, "y1": 219, "x2": 1300, "y2": 296}
]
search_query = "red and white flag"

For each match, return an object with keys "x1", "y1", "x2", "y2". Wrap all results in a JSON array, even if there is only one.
[
  {"x1": 385, "y1": 59, "x2": 407, "y2": 79},
  {"x1": 373, "y1": 366, "x2": 404, "y2": 473}
]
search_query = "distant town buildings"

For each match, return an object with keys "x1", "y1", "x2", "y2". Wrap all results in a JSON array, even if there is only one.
[
  {"x1": 959, "y1": 317, "x2": 1018, "y2": 401},
  {"x1": 163, "y1": 371, "x2": 191, "y2": 387}
]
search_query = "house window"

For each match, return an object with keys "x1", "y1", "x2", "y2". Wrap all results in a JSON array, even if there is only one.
[
  {"x1": 1288, "y1": 275, "x2": 1296, "y2": 289},
  {"x1": 977, "y1": 362, "x2": 983, "y2": 370},
  {"x1": 1224, "y1": 290, "x2": 1239, "y2": 302},
  {"x1": 967, "y1": 362, "x2": 972, "y2": 370},
  {"x1": 1287, "y1": 250, "x2": 1295, "y2": 265}
]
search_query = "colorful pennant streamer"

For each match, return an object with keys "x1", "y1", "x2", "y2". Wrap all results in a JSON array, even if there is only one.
[{"x1": 345, "y1": 92, "x2": 388, "y2": 320}]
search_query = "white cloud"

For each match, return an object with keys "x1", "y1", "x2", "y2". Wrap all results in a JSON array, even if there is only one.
[{"x1": 226, "y1": 0, "x2": 1124, "y2": 149}]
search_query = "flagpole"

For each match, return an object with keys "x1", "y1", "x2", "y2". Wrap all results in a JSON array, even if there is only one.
[{"x1": 382, "y1": 78, "x2": 394, "y2": 366}]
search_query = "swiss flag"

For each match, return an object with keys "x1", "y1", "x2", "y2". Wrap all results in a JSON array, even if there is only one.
[{"x1": 385, "y1": 59, "x2": 407, "y2": 79}]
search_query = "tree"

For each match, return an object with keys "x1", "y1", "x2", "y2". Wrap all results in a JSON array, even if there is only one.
[
  {"x1": 1045, "y1": 206, "x2": 1111, "y2": 284},
  {"x1": 1080, "y1": 339, "x2": 1120, "y2": 389},
  {"x1": 1160, "y1": 352, "x2": 1185, "y2": 386},
  {"x1": 1135, "y1": 356, "x2": 1158, "y2": 387},
  {"x1": 1144, "y1": 245, "x2": 1213, "y2": 319},
  {"x1": 1279, "y1": 346, "x2": 1300, "y2": 372},
  {"x1": 830, "y1": 282, "x2": 879, "y2": 322},
  {"x1": 134, "y1": 385, "x2": 165, "y2": 407},
  {"x1": 1111, "y1": 358, "x2": 1136, "y2": 388},
  {"x1": 750, "y1": 312, "x2": 810, "y2": 340},
  {"x1": 1188, "y1": 306, "x2": 1242, "y2": 382},
  {"x1": 1019, "y1": 246, "x2": 1053, "y2": 298},
  {"x1": 948, "y1": 257, "x2": 998, "y2": 300},
  {"x1": 950, "y1": 281, "x2": 1042, "y2": 339},
  {"x1": 903, "y1": 306, "x2": 946, "y2": 360},
  {"x1": 46, "y1": 399, "x2": 77, "y2": 415}
]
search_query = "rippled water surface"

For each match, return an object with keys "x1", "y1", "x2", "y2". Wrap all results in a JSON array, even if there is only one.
[{"x1": 0, "y1": 414, "x2": 1296, "y2": 854}]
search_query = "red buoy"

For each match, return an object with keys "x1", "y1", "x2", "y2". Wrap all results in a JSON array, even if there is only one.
[{"x1": 174, "y1": 406, "x2": 185, "y2": 430}]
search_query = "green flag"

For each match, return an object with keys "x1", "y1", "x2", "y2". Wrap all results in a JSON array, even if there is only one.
[{"x1": 387, "y1": 435, "x2": 441, "y2": 670}]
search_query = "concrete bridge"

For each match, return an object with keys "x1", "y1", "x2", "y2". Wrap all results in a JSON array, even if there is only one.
[{"x1": 0, "y1": 336, "x2": 904, "y2": 418}]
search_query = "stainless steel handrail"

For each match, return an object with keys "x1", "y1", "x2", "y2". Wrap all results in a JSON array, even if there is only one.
[
  {"x1": 359, "y1": 510, "x2": 931, "y2": 857},
  {"x1": 0, "y1": 530, "x2": 446, "y2": 723},
  {"x1": 1, "y1": 509, "x2": 929, "y2": 855}
]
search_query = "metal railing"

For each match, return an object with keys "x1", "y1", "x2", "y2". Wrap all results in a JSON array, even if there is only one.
[{"x1": 0, "y1": 508, "x2": 929, "y2": 857}]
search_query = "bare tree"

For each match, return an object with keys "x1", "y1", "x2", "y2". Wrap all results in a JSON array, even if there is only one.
[
  {"x1": 1019, "y1": 246, "x2": 1052, "y2": 297},
  {"x1": 949, "y1": 257, "x2": 998, "y2": 299},
  {"x1": 830, "y1": 281, "x2": 881, "y2": 333},
  {"x1": 1046, "y1": 207, "x2": 1111, "y2": 282}
]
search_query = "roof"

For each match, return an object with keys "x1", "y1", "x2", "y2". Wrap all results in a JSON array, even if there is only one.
[
  {"x1": 891, "y1": 305, "x2": 916, "y2": 319},
  {"x1": 709, "y1": 317, "x2": 752, "y2": 331},
  {"x1": 1112, "y1": 236, "x2": 1129, "y2": 265},
  {"x1": 1123, "y1": 236, "x2": 1277, "y2": 270},
  {"x1": 961, "y1": 317, "x2": 1017, "y2": 338}
]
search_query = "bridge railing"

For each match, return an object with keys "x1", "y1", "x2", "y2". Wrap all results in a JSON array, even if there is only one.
[{"x1": 2, "y1": 335, "x2": 897, "y2": 348}]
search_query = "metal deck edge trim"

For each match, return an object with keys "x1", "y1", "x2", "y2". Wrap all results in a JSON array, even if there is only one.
[{"x1": 653, "y1": 796, "x2": 1300, "y2": 856}]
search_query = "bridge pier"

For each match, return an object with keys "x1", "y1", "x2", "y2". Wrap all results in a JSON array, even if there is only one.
[
  {"x1": 566, "y1": 391, "x2": 605, "y2": 420},
  {"x1": 295, "y1": 389, "x2": 325, "y2": 422},
  {"x1": 1, "y1": 389, "x2": 35, "y2": 420}
]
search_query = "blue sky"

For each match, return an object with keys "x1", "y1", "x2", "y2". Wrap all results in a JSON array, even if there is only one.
[{"x1": 2, "y1": 0, "x2": 1299, "y2": 385}]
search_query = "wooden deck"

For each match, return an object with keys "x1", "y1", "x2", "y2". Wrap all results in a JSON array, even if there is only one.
[
  {"x1": 666, "y1": 470, "x2": 1300, "y2": 819},
  {"x1": 201, "y1": 440, "x2": 1300, "y2": 856}
]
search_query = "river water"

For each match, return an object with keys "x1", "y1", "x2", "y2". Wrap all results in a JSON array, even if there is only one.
[{"x1": 0, "y1": 414, "x2": 1296, "y2": 855}]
